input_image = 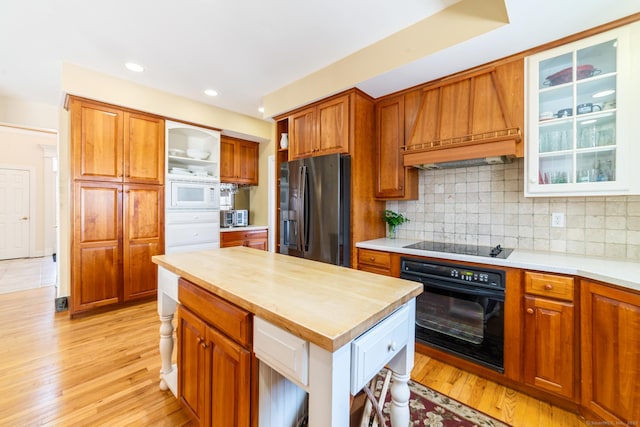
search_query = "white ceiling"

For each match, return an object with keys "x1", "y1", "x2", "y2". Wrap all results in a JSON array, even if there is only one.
[{"x1": 1, "y1": 1, "x2": 638, "y2": 121}]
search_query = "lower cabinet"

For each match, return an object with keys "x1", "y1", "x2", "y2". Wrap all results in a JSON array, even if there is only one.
[
  {"x1": 523, "y1": 272, "x2": 576, "y2": 399},
  {"x1": 177, "y1": 278, "x2": 254, "y2": 427},
  {"x1": 220, "y1": 229, "x2": 268, "y2": 251},
  {"x1": 580, "y1": 279, "x2": 640, "y2": 424},
  {"x1": 357, "y1": 248, "x2": 393, "y2": 276}
]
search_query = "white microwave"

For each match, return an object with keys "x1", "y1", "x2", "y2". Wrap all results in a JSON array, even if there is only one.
[{"x1": 168, "y1": 179, "x2": 220, "y2": 210}]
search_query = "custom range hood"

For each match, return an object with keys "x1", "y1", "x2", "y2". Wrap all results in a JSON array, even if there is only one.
[{"x1": 401, "y1": 61, "x2": 524, "y2": 170}]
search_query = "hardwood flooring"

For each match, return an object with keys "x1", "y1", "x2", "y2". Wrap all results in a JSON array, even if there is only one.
[{"x1": 0, "y1": 287, "x2": 584, "y2": 426}]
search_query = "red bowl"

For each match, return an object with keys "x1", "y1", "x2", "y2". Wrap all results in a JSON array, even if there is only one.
[{"x1": 544, "y1": 65, "x2": 599, "y2": 86}]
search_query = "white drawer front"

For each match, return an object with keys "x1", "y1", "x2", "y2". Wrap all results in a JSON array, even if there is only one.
[
  {"x1": 166, "y1": 222, "x2": 218, "y2": 247},
  {"x1": 350, "y1": 303, "x2": 410, "y2": 394},
  {"x1": 254, "y1": 317, "x2": 309, "y2": 388},
  {"x1": 166, "y1": 210, "x2": 219, "y2": 224}
]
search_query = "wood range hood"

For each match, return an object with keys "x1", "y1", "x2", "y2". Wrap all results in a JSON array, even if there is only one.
[{"x1": 402, "y1": 60, "x2": 524, "y2": 169}]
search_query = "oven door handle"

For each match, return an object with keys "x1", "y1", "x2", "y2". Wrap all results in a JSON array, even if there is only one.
[{"x1": 401, "y1": 274, "x2": 504, "y2": 300}]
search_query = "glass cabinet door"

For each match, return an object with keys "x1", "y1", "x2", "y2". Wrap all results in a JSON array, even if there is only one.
[{"x1": 525, "y1": 23, "x2": 639, "y2": 196}]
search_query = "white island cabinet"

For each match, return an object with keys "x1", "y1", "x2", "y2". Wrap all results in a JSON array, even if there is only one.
[
  {"x1": 152, "y1": 247, "x2": 422, "y2": 427},
  {"x1": 525, "y1": 21, "x2": 640, "y2": 197}
]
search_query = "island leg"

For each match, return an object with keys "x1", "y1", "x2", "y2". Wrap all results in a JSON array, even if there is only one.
[
  {"x1": 308, "y1": 343, "x2": 351, "y2": 427},
  {"x1": 159, "y1": 313, "x2": 174, "y2": 391},
  {"x1": 389, "y1": 371, "x2": 411, "y2": 426}
]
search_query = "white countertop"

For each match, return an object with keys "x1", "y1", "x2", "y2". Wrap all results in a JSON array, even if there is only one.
[
  {"x1": 219, "y1": 225, "x2": 268, "y2": 232},
  {"x1": 357, "y1": 238, "x2": 640, "y2": 292}
]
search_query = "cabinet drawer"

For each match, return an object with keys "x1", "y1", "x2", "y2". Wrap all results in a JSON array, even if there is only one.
[
  {"x1": 358, "y1": 249, "x2": 391, "y2": 269},
  {"x1": 166, "y1": 222, "x2": 217, "y2": 246},
  {"x1": 178, "y1": 278, "x2": 252, "y2": 347},
  {"x1": 525, "y1": 272, "x2": 574, "y2": 301},
  {"x1": 166, "y1": 210, "x2": 218, "y2": 224},
  {"x1": 254, "y1": 317, "x2": 309, "y2": 388},
  {"x1": 221, "y1": 229, "x2": 268, "y2": 244},
  {"x1": 350, "y1": 303, "x2": 410, "y2": 394}
]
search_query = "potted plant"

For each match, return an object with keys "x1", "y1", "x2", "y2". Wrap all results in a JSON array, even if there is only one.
[{"x1": 383, "y1": 210, "x2": 409, "y2": 239}]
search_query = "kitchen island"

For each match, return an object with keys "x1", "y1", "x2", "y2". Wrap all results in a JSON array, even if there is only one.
[{"x1": 152, "y1": 247, "x2": 422, "y2": 426}]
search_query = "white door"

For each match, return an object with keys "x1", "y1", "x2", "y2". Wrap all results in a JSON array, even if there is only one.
[{"x1": 0, "y1": 168, "x2": 30, "y2": 260}]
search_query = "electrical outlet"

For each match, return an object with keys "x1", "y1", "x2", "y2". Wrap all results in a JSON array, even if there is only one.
[{"x1": 551, "y1": 212, "x2": 565, "y2": 228}]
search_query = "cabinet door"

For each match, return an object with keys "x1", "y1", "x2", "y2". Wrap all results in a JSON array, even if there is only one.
[
  {"x1": 70, "y1": 98, "x2": 124, "y2": 182},
  {"x1": 71, "y1": 182, "x2": 122, "y2": 314},
  {"x1": 581, "y1": 280, "x2": 640, "y2": 424},
  {"x1": 178, "y1": 306, "x2": 208, "y2": 425},
  {"x1": 122, "y1": 184, "x2": 163, "y2": 301},
  {"x1": 237, "y1": 140, "x2": 259, "y2": 185},
  {"x1": 220, "y1": 137, "x2": 237, "y2": 182},
  {"x1": 317, "y1": 94, "x2": 350, "y2": 155},
  {"x1": 289, "y1": 106, "x2": 316, "y2": 160},
  {"x1": 124, "y1": 112, "x2": 165, "y2": 184},
  {"x1": 523, "y1": 295, "x2": 575, "y2": 399},
  {"x1": 206, "y1": 326, "x2": 252, "y2": 427}
]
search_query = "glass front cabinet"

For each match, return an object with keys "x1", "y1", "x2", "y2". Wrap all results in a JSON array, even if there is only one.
[{"x1": 525, "y1": 22, "x2": 640, "y2": 196}]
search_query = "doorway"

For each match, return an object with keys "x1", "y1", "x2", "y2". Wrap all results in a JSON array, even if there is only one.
[{"x1": 0, "y1": 168, "x2": 31, "y2": 260}]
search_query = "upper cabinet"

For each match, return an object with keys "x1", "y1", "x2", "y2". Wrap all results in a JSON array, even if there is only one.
[
  {"x1": 525, "y1": 22, "x2": 640, "y2": 196},
  {"x1": 289, "y1": 93, "x2": 350, "y2": 160},
  {"x1": 375, "y1": 94, "x2": 418, "y2": 200},
  {"x1": 166, "y1": 120, "x2": 221, "y2": 182},
  {"x1": 220, "y1": 135, "x2": 259, "y2": 185},
  {"x1": 70, "y1": 98, "x2": 165, "y2": 185},
  {"x1": 402, "y1": 59, "x2": 524, "y2": 167}
]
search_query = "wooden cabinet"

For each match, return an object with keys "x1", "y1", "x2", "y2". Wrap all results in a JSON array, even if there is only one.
[
  {"x1": 178, "y1": 279, "x2": 254, "y2": 427},
  {"x1": 523, "y1": 272, "x2": 576, "y2": 399},
  {"x1": 357, "y1": 248, "x2": 393, "y2": 276},
  {"x1": 71, "y1": 181, "x2": 163, "y2": 313},
  {"x1": 220, "y1": 136, "x2": 259, "y2": 185},
  {"x1": 289, "y1": 93, "x2": 350, "y2": 160},
  {"x1": 70, "y1": 98, "x2": 164, "y2": 185},
  {"x1": 69, "y1": 96, "x2": 165, "y2": 315},
  {"x1": 374, "y1": 95, "x2": 418, "y2": 200},
  {"x1": 220, "y1": 229, "x2": 268, "y2": 251},
  {"x1": 581, "y1": 279, "x2": 640, "y2": 424},
  {"x1": 525, "y1": 22, "x2": 640, "y2": 196}
]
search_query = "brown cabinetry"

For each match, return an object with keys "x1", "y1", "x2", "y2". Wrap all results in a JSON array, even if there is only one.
[
  {"x1": 220, "y1": 229, "x2": 268, "y2": 251},
  {"x1": 178, "y1": 278, "x2": 254, "y2": 427},
  {"x1": 581, "y1": 279, "x2": 640, "y2": 424},
  {"x1": 69, "y1": 96, "x2": 165, "y2": 315},
  {"x1": 523, "y1": 272, "x2": 576, "y2": 399},
  {"x1": 220, "y1": 136, "x2": 259, "y2": 185},
  {"x1": 289, "y1": 93, "x2": 350, "y2": 160},
  {"x1": 70, "y1": 98, "x2": 164, "y2": 184},
  {"x1": 357, "y1": 248, "x2": 393, "y2": 276},
  {"x1": 374, "y1": 95, "x2": 418, "y2": 200}
]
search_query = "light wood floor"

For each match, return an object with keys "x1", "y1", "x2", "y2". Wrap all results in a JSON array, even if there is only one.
[{"x1": 0, "y1": 287, "x2": 584, "y2": 426}]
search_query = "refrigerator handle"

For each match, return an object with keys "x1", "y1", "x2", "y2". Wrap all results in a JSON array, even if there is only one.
[{"x1": 297, "y1": 165, "x2": 307, "y2": 253}]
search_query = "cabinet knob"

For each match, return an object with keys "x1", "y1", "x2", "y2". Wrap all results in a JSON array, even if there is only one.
[
  {"x1": 544, "y1": 284, "x2": 553, "y2": 290},
  {"x1": 388, "y1": 341, "x2": 397, "y2": 352},
  {"x1": 369, "y1": 257, "x2": 375, "y2": 261},
  {"x1": 526, "y1": 308, "x2": 535, "y2": 314},
  {"x1": 193, "y1": 232, "x2": 198, "y2": 236}
]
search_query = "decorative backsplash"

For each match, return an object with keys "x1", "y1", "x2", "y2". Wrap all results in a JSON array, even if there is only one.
[{"x1": 387, "y1": 158, "x2": 640, "y2": 260}]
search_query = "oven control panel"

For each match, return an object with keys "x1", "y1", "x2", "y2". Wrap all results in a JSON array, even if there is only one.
[{"x1": 401, "y1": 258, "x2": 505, "y2": 289}]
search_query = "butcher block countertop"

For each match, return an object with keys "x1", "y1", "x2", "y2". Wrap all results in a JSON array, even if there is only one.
[{"x1": 152, "y1": 247, "x2": 423, "y2": 352}]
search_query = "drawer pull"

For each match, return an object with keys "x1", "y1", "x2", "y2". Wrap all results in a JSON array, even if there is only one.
[
  {"x1": 369, "y1": 257, "x2": 375, "y2": 261},
  {"x1": 544, "y1": 284, "x2": 553, "y2": 290},
  {"x1": 526, "y1": 308, "x2": 535, "y2": 314},
  {"x1": 388, "y1": 341, "x2": 397, "y2": 352}
]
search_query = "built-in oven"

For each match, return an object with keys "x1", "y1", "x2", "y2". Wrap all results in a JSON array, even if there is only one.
[
  {"x1": 400, "y1": 257, "x2": 506, "y2": 373},
  {"x1": 168, "y1": 178, "x2": 220, "y2": 210}
]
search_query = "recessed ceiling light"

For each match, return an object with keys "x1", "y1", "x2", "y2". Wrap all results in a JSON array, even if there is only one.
[
  {"x1": 258, "y1": 107, "x2": 264, "y2": 113},
  {"x1": 204, "y1": 89, "x2": 218, "y2": 97},
  {"x1": 593, "y1": 89, "x2": 615, "y2": 98},
  {"x1": 125, "y1": 62, "x2": 144, "y2": 72}
]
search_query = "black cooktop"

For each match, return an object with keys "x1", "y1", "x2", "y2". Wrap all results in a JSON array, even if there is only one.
[{"x1": 403, "y1": 241, "x2": 513, "y2": 259}]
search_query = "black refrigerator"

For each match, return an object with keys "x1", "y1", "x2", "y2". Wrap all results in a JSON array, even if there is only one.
[{"x1": 279, "y1": 153, "x2": 350, "y2": 266}]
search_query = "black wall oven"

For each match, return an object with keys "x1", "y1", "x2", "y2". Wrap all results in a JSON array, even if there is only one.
[{"x1": 400, "y1": 257, "x2": 506, "y2": 373}]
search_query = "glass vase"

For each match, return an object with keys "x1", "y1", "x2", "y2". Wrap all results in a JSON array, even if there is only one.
[{"x1": 388, "y1": 224, "x2": 397, "y2": 239}]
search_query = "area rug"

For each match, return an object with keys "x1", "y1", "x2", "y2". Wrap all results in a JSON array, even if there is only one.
[{"x1": 364, "y1": 369, "x2": 510, "y2": 427}]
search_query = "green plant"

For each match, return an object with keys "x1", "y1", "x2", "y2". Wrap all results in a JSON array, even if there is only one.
[{"x1": 383, "y1": 210, "x2": 409, "y2": 227}]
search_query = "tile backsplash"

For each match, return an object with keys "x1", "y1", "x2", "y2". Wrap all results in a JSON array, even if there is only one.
[{"x1": 387, "y1": 158, "x2": 640, "y2": 260}]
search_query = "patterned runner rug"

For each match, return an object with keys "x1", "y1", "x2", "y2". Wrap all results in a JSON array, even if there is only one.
[{"x1": 361, "y1": 368, "x2": 511, "y2": 427}]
